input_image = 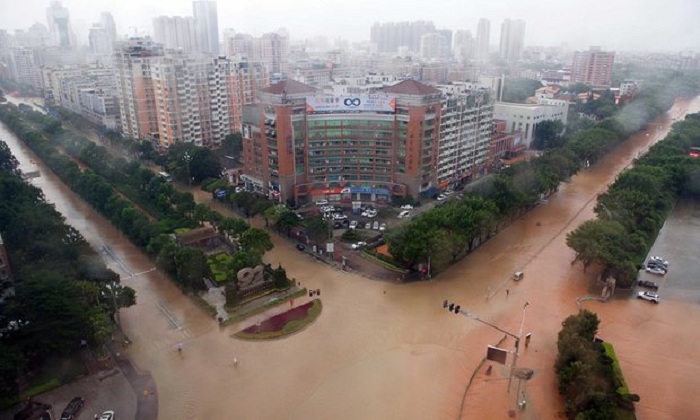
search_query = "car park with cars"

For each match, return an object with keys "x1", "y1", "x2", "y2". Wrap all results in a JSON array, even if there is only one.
[
  {"x1": 637, "y1": 291, "x2": 660, "y2": 303},
  {"x1": 637, "y1": 280, "x2": 659, "y2": 290}
]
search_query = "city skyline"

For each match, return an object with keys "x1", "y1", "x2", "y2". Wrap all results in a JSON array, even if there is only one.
[{"x1": 0, "y1": 0, "x2": 699, "y2": 52}]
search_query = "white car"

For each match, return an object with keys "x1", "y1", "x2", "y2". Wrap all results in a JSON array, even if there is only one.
[
  {"x1": 645, "y1": 266, "x2": 666, "y2": 276},
  {"x1": 637, "y1": 291, "x2": 660, "y2": 303},
  {"x1": 400, "y1": 204, "x2": 414, "y2": 210},
  {"x1": 316, "y1": 200, "x2": 329, "y2": 206},
  {"x1": 366, "y1": 209, "x2": 378, "y2": 218},
  {"x1": 373, "y1": 221, "x2": 379, "y2": 230},
  {"x1": 379, "y1": 223, "x2": 386, "y2": 231},
  {"x1": 332, "y1": 214, "x2": 347, "y2": 220},
  {"x1": 99, "y1": 411, "x2": 115, "y2": 420},
  {"x1": 365, "y1": 222, "x2": 372, "y2": 229},
  {"x1": 398, "y1": 210, "x2": 410, "y2": 219},
  {"x1": 349, "y1": 220, "x2": 358, "y2": 229},
  {"x1": 649, "y1": 256, "x2": 669, "y2": 266},
  {"x1": 436, "y1": 194, "x2": 447, "y2": 201},
  {"x1": 351, "y1": 241, "x2": 367, "y2": 250}
]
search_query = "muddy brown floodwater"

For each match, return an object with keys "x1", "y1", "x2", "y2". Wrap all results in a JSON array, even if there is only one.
[{"x1": 2, "y1": 96, "x2": 699, "y2": 420}]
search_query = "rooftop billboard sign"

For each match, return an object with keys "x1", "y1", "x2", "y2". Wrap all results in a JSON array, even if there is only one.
[{"x1": 305, "y1": 94, "x2": 396, "y2": 113}]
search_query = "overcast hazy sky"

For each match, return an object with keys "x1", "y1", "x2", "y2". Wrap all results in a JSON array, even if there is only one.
[{"x1": 1, "y1": 0, "x2": 699, "y2": 51}]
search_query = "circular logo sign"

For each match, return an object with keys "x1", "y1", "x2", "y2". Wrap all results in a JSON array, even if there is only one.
[{"x1": 344, "y1": 98, "x2": 361, "y2": 107}]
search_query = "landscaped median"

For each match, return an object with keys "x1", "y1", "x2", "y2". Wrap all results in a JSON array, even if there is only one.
[
  {"x1": 220, "y1": 288, "x2": 308, "y2": 326},
  {"x1": 233, "y1": 299, "x2": 323, "y2": 341}
]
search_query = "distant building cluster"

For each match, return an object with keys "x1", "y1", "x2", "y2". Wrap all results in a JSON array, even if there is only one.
[{"x1": 1, "y1": 1, "x2": 694, "y2": 203}]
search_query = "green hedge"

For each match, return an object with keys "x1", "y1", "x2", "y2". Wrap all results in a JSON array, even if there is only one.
[
  {"x1": 602, "y1": 342, "x2": 640, "y2": 402},
  {"x1": 221, "y1": 288, "x2": 307, "y2": 325}
]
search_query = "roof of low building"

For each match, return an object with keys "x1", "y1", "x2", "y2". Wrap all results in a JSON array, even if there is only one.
[
  {"x1": 380, "y1": 79, "x2": 441, "y2": 96},
  {"x1": 262, "y1": 79, "x2": 316, "y2": 95}
]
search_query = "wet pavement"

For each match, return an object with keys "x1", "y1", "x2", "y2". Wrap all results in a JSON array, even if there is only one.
[{"x1": 1, "y1": 96, "x2": 699, "y2": 419}]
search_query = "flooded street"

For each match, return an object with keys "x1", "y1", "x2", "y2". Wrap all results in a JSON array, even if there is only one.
[{"x1": 2, "y1": 95, "x2": 699, "y2": 419}]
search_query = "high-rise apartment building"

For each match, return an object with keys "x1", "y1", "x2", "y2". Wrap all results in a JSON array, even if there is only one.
[
  {"x1": 113, "y1": 38, "x2": 164, "y2": 141},
  {"x1": 9, "y1": 47, "x2": 43, "y2": 94},
  {"x1": 476, "y1": 19, "x2": 490, "y2": 60},
  {"x1": 224, "y1": 32, "x2": 289, "y2": 75},
  {"x1": 228, "y1": 60, "x2": 269, "y2": 131},
  {"x1": 241, "y1": 79, "x2": 443, "y2": 203},
  {"x1": 193, "y1": 0, "x2": 219, "y2": 55},
  {"x1": 46, "y1": 1, "x2": 74, "y2": 48},
  {"x1": 436, "y1": 83, "x2": 494, "y2": 187},
  {"x1": 420, "y1": 33, "x2": 449, "y2": 60},
  {"x1": 499, "y1": 19, "x2": 526, "y2": 61},
  {"x1": 571, "y1": 47, "x2": 615, "y2": 89},
  {"x1": 114, "y1": 37, "x2": 248, "y2": 148},
  {"x1": 100, "y1": 12, "x2": 117, "y2": 42},
  {"x1": 370, "y1": 21, "x2": 436, "y2": 53},
  {"x1": 152, "y1": 16, "x2": 198, "y2": 53},
  {"x1": 89, "y1": 25, "x2": 114, "y2": 55},
  {"x1": 453, "y1": 30, "x2": 475, "y2": 62}
]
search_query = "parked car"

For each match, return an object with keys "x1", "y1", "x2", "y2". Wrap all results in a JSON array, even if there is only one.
[
  {"x1": 60, "y1": 397, "x2": 85, "y2": 420},
  {"x1": 637, "y1": 280, "x2": 659, "y2": 290},
  {"x1": 351, "y1": 241, "x2": 367, "y2": 250},
  {"x1": 99, "y1": 411, "x2": 115, "y2": 420},
  {"x1": 398, "y1": 210, "x2": 410, "y2": 219},
  {"x1": 513, "y1": 271, "x2": 524, "y2": 281},
  {"x1": 637, "y1": 291, "x2": 660, "y2": 303},
  {"x1": 349, "y1": 220, "x2": 358, "y2": 229},
  {"x1": 373, "y1": 221, "x2": 379, "y2": 230},
  {"x1": 365, "y1": 222, "x2": 373, "y2": 229},
  {"x1": 646, "y1": 261, "x2": 667, "y2": 272},
  {"x1": 436, "y1": 194, "x2": 447, "y2": 201},
  {"x1": 649, "y1": 256, "x2": 669, "y2": 266},
  {"x1": 364, "y1": 209, "x2": 378, "y2": 218},
  {"x1": 296, "y1": 243, "x2": 306, "y2": 251},
  {"x1": 645, "y1": 266, "x2": 667, "y2": 275},
  {"x1": 379, "y1": 223, "x2": 386, "y2": 231},
  {"x1": 400, "y1": 204, "x2": 414, "y2": 210},
  {"x1": 332, "y1": 213, "x2": 347, "y2": 220}
]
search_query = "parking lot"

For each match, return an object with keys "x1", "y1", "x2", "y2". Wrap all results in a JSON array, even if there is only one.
[{"x1": 637, "y1": 197, "x2": 700, "y2": 304}]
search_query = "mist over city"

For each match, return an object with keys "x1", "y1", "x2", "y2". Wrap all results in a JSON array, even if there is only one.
[
  {"x1": 1, "y1": 0, "x2": 699, "y2": 51},
  {"x1": 1, "y1": 1, "x2": 700, "y2": 420}
]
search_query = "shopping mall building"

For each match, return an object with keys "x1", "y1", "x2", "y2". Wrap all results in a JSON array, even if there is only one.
[{"x1": 241, "y1": 79, "x2": 443, "y2": 205}]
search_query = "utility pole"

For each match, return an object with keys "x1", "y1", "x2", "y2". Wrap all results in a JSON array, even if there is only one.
[{"x1": 442, "y1": 300, "x2": 531, "y2": 407}]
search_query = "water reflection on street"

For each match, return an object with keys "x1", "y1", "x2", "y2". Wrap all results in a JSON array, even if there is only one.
[{"x1": 1, "y1": 96, "x2": 698, "y2": 419}]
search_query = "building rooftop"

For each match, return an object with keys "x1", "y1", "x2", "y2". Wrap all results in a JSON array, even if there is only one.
[
  {"x1": 262, "y1": 79, "x2": 316, "y2": 95},
  {"x1": 380, "y1": 79, "x2": 441, "y2": 96}
]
